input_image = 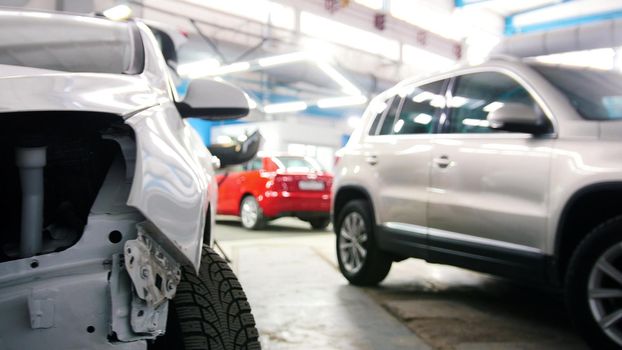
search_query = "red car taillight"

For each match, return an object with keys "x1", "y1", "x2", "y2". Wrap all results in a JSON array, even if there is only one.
[{"x1": 274, "y1": 175, "x2": 294, "y2": 191}]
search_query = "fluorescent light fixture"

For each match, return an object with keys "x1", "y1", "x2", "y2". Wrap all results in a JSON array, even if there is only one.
[
  {"x1": 263, "y1": 101, "x2": 307, "y2": 114},
  {"x1": 103, "y1": 4, "x2": 132, "y2": 21},
  {"x1": 413, "y1": 113, "x2": 432, "y2": 125},
  {"x1": 317, "y1": 62, "x2": 361, "y2": 95},
  {"x1": 176, "y1": 58, "x2": 221, "y2": 79},
  {"x1": 534, "y1": 48, "x2": 615, "y2": 70},
  {"x1": 205, "y1": 62, "x2": 251, "y2": 76},
  {"x1": 483, "y1": 101, "x2": 504, "y2": 113},
  {"x1": 258, "y1": 52, "x2": 310, "y2": 67},
  {"x1": 317, "y1": 95, "x2": 368, "y2": 109}
]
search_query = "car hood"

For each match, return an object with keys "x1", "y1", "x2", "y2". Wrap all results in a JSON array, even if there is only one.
[{"x1": 0, "y1": 64, "x2": 159, "y2": 117}]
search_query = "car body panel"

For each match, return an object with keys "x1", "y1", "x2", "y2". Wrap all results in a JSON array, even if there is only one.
[
  {"x1": 0, "y1": 18, "x2": 213, "y2": 271},
  {"x1": 0, "y1": 67, "x2": 157, "y2": 116},
  {"x1": 428, "y1": 134, "x2": 553, "y2": 252}
]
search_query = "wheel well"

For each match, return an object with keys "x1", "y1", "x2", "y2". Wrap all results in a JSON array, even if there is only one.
[
  {"x1": 556, "y1": 184, "x2": 622, "y2": 282},
  {"x1": 333, "y1": 186, "x2": 374, "y2": 228},
  {"x1": 203, "y1": 204, "x2": 211, "y2": 246}
]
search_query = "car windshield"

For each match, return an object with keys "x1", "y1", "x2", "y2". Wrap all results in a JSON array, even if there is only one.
[
  {"x1": 529, "y1": 63, "x2": 622, "y2": 121},
  {"x1": 275, "y1": 157, "x2": 324, "y2": 172},
  {"x1": 0, "y1": 11, "x2": 134, "y2": 74}
]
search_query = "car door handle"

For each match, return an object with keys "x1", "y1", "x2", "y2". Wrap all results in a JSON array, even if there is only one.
[
  {"x1": 433, "y1": 155, "x2": 452, "y2": 168},
  {"x1": 365, "y1": 155, "x2": 378, "y2": 166}
]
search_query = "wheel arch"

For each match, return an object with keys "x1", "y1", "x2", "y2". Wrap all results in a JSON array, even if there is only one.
[
  {"x1": 333, "y1": 185, "x2": 376, "y2": 231},
  {"x1": 555, "y1": 182, "x2": 622, "y2": 283}
]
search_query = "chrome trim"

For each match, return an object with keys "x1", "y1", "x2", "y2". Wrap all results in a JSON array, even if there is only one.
[{"x1": 383, "y1": 222, "x2": 543, "y2": 254}]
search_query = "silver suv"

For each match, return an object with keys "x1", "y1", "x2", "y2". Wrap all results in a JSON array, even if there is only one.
[{"x1": 332, "y1": 56, "x2": 622, "y2": 349}]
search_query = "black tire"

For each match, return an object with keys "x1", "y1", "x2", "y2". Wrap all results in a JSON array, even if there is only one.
[
  {"x1": 240, "y1": 196, "x2": 265, "y2": 230},
  {"x1": 566, "y1": 215, "x2": 622, "y2": 350},
  {"x1": 309, "y1": 218, "x2": 330, "y2": 230},
  {"x1": 335, "y1": 199, "x2": 392, "y2": 286},
  {"x1": 151, "y1": 246, "x2": 260, "y2": 350}
]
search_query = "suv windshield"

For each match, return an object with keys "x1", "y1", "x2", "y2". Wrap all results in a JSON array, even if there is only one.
[
  {"x1": 275, "y1": 157, "x2": 324, "y2": 172},
  {"x1": 529, "y1": 63, "x2": 622, "y2": 121},
  {"x1": 0, "y1": 12, "x2": 134, "y2": 74}
]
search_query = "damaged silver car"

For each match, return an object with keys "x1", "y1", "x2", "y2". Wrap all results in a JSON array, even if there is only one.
[{"x1": 0, "y1": 9, "x2": 259, "y2": 350}]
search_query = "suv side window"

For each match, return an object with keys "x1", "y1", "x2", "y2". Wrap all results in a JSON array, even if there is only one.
[
  {"x1": 367, "y1": 96, "x2": 393, "y2": 135},
  {"x1": 446, "y1": 72, "x2": 542, "y2": 134},
  {"x1": 391, "y1": 80, "x2": 446, "y2": 135},
  {"x1": 378, "y1": 95, "x2": 403, "y2": 135}
]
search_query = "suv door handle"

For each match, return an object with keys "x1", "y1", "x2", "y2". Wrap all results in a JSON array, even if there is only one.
[
  {"x1": 433, "y1": 155, "x2": 452, "y2": 168},
  {"x1": 365, "y1": 155, "x2": 378, "y2": 166}
]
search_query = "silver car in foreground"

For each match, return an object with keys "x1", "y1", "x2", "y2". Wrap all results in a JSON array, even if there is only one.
[
  {"x1": 333, "y1": 56, "x2": 622, "y2": 349},
  {"x1": 0, "y1": 10, "x2": 259, "y2": 350}
]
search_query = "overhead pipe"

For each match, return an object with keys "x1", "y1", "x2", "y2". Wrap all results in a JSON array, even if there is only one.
[{"x1": 493, "y1": 18, "x2": 622, "y2": 57}]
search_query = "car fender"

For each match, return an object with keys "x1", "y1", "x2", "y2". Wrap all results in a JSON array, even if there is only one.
[{"x1": 125, "y1": 102, "x2": 212, "y2": 272}]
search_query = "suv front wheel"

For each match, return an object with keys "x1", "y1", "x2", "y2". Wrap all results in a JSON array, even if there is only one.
[
  {"x1": 567, "y1": 216, "x2": 622, "y2": 350},
  {"x1": 336, "y1": 199, "x2": 392, "y2": 286}
]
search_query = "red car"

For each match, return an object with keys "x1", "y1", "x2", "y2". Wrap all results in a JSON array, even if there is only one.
[{"x1": 216, "y1": 155, "x2": 332, "y2": 230}]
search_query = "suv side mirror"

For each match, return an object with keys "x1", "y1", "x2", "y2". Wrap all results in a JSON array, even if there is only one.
[
  {"x1": 176, "y1": 78, "x2": 250, "y2": 120},
  {"x1": 487, "y1": 102, "x2": 551, "y2": 134}
]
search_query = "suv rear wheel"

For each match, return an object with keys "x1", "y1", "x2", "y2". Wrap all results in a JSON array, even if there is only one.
[
  {"x1": 567, "y1": 216, "x2": 622, "y2": 350},
  {"x1": 335, "y1": 200, "x2": 392, "y2": 286}
]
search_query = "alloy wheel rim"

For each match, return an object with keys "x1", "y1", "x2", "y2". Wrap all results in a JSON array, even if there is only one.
[
  {"x1": 338, "y1": 212, "x2": 368, "y2": 274},
  {"x1": 241, "y1": 198, "x2": 258, "y2": 228},
  {"x1": 588, "y1": 242, "x2": 622, "y2": 346}
]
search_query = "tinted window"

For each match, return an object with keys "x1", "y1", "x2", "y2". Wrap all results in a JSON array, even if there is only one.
[
  {"x1": 274, "y1": 157, "x2": 323, "y2": 172},
  {"x1": 391, "y1": 80, "x2": 445, "y2": 135},
  {"x1": 378, "y1": 96, "x2": 403, "y2": 135},
  {"x1": 530, "y1": 63, "x2": 622, "y2": 120},
  {"x1": 446, "y1": 72, "x2": 540, "y2": 134},
  {"x1": 368, "y1": 96, "x2": 393, "y2": 135},
  {"x1": 0, "y1": 12, "x2": 134, "y2": 74}
]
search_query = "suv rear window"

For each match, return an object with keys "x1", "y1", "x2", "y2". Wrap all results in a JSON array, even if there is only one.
[
  {"x1": 0, "y1": 12, "x2": 135, "y2": 74},
  {"x1": 529, "y1": 63, "x2": 622, "y2": 121}
]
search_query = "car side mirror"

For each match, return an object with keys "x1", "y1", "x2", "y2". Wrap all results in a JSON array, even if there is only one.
[
  {"x1": 176, "y1": 78, "x2": 250, "y2": 120},
  {"x1": 487, "y1": 102, "x2": 551, "y2": 135}
]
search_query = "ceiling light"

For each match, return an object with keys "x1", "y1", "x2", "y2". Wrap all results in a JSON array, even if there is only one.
[
  {"x1": 317, "y1": 95, "x2": 368, "y2": 108},
  {"x1": 176, "y1": 58, "x2": 221, "y2": 79},
  {"x1": 317, "y1": 62, "x2": 361, "y2": 95},
  {"x1": 257, "y1": 52, "x2": 310, "y2": 67},
  {"x1": 102, "y1": 4, "x2": 132, "y2": 21},
  {"x1": 206, "y1": 62, "x2": 251, "y2": 76},
  {"x1": 263, "y1": 101, "x2": 308, "y2": 114}
]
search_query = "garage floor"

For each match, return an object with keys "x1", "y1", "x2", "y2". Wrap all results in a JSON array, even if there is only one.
[{"x1": 214, "y1": 217, "x2": 589, "y2": 350}]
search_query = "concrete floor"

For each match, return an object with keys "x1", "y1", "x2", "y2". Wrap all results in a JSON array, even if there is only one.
[{"x1": 214, "y1": 217, "x2": 589, "y2": 350}]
